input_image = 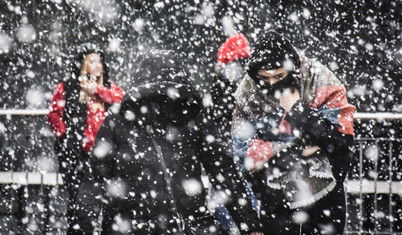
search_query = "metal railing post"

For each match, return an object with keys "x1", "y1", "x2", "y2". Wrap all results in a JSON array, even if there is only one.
[
  {"x1": 358, "y1": 142, "x2": 364, "y2": 234},
  {"x1": 373, "y1": 140, "x2": 379, "y2": 233},
  {"x1": 388, "y1": 141, "x2": 393, "y2": 234}
]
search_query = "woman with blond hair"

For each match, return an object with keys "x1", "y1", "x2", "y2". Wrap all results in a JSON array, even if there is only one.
[{"x1": 47, "y1": 44, "x2": 124, "y2": 232}]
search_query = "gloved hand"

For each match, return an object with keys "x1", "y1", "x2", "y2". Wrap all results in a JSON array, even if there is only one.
[{"x1": 245, "y1": 139, "x2": 274, "y2": 172}]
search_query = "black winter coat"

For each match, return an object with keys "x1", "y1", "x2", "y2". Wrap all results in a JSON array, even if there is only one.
[{"x1": 90, "y1": 51, "x2": 260, "y2": 234}]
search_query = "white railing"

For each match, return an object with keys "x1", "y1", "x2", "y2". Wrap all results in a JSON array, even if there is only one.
[
  {"x1": 1, "y1": 109, "x2": 401, "y2": 234},
  {"x1": 0, "y1": 109, "x2": 49, "y2": 116},
  {"x1": 1, "y1": 109, "x2": 402, "y2": 119},
  {"x1": 1, "y1": 109, "x2": 401, "y2": 193},
  {"x1": 346, "y1": 180, "x2": 402, "y2": 194},
  {"x1": 0, "y1": 172, "x2": 63, "y2": 185},
  {"x1": 354, "y1": 112, "x2": 402, "y2": 120},
  {"x1": 0, "y1": 172, "x2": 399, "y2": 194}
]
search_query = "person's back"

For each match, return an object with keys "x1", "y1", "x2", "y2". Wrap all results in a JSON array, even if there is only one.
[
  {"x1": 94, "y1": 82, "x2": 210, "y2": 227},
  {"x1": 90, "y1": 50, "x2": 262, "y2": 234}
]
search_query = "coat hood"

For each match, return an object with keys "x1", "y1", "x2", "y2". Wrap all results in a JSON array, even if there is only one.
[
  {"x1": 247, "y1": 31, "x2": 300, "y2": 85},
  {"x1": 119, "y1": 50, "x2": 203, "y2": 126},
  {"x1": 64, "y1": 43, "x2": 111, "y2": 88}
]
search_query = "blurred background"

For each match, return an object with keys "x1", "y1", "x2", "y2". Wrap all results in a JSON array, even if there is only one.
[{"x1": 0, "y1": 0, "x2": 401, "y2": 234}]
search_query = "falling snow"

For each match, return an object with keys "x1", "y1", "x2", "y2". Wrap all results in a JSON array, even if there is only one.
[{"x1": 0, "y1": 0, "x2": 401, "y2": 234}]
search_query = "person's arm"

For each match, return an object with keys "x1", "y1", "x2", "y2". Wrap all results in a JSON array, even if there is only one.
[
  {"x1": 47, "y1": 82, "x2": 66, "y2": 138},
  {"x1": 82, "y1": 80, "x2": 124, "y2": 104},
  {"x1": 283, "y1": 86, "x2": 355, "y2": 154},
  {"x1": 232, "y1": 112, "x2": 295, "y2": 172},
  {"x1": 282, "y1": 81, "x2": 356, "y2": 180},
  {"x1": 95, "y1": 81, "x2": 124, "y2": 104}
]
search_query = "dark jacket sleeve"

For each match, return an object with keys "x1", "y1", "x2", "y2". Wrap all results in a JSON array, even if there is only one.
[
  {"x1": 197, "y1": 113, "x2": 262, "y2": 233},
  {"x1": 285, "y1": 100, "x2": 354, "y2": 180},
  {"x1": 285, "y1": 100, "x2": 352, "y2": 150}
]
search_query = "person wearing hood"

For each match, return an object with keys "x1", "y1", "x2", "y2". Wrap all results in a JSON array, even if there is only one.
[
  {"x1": 89, "y1": 50, "x2": 263, "y2": 234},
  {"x1": 47, "y1": 44, "x2": 124, "y2": 230},
  {"x1": 232, "y1": 31, "x2": 356, "y2": 234}
]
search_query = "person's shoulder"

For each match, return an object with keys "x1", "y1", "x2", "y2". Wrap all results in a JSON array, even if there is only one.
[
  {"x1": 108, "y1": 80, "x2": 122, "y2": 87},
  {"x1": 301, "y1": 55, "x2": 342, "y2": 86},
  {"x1": 56, "y1": 81, "x2": 64, "y2": 88},
  {"x1": 234, "y1": 74, "x2": 256, "y2": 97},
  {"x1": 52, "y1": 82, "x2": 65, "y2": 94},
  {"x1": 101, "y1": 106, "x2": 128, "y2": 133},
  {"x1": 301, "y1": 55, "x2": 333, "y2": 75},
  {"x1": 300, "y1": 55, "x2": 320, "y2": 71}
]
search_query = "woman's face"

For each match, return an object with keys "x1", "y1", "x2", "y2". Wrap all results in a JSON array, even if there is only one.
[{"x1": 83, "y1": 53, "x2": 103, "y2": 78}]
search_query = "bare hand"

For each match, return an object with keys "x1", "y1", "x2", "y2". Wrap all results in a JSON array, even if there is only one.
[
  {"x1": 81, "y1": 79, "x2": 98, "y2": 95},
  {"x1": 302, "y1": 145, "x2": 320, "y2": 157},
  {"x1": 250, "y1": 232, "x2": 264, "y2": 235},
  {"x1": 279, "y1": 88, "x2": 300, "y2": 112}
]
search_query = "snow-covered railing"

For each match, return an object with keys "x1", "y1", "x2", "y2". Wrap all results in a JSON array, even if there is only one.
[
  {"x1": 354, "y1": 112, "x2": 402, "y2": 120},
  {"x1": 0, "y1": 172, "x2": 63, "y2": 185},
  {"x1": 0, "y1": 110, "x2": 401, "y2": 191},
  {"x1": 0, "y1": 109, "x2": 49, "y2": 116},
  {"x1": 348, "y1": 137, "x2": 401, "y2": 234},
  {"x1": 346, "y1": 180, "x2": 402, "y2": 194},
  {"x1": 0, "y1": 109, "x2": 401, "y2": 234},
  {"x1": 0, "y1": 171, "x2": 400, "y2": 194},
  {"x1": 1, "y1": 109, "x2": 402, "y2": 120}
]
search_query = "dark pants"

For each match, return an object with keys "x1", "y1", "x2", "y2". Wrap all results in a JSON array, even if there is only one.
[
  {"x1": 211, "y1": 178, "x2": 259, "y2": 234},
  {"x1": 67, "y1": 177, "x2": 103, "y2": 235},
  {"x1": 57, "y1": 148, "x2": 87, "y2": 227},
  {"x1": 259, "y1": 182, "x2": 346, "y2": 235},
  {"x1": 101, "y1": 208, "x2": 227, "y2": 235},
  {"x1": 56, "y1": 144, "x2": 102, "y2": 235}
]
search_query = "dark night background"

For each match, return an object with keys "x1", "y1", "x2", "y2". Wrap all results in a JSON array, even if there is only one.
[
  {"x1": 0, "y1": 0, "x2": 401, "y2": 234},
  {"x1": 1, "y1": 0, "x2": 401, "y2": 112}
]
